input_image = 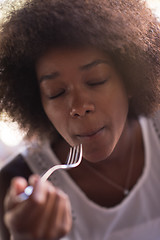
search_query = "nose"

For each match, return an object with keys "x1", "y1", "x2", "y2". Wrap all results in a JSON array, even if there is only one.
[{"x1": 69, "y1": 94, "x2": 95, "y2": 118}]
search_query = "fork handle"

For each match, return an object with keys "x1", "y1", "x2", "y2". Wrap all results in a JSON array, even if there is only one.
[
  {"x1": 17, "y1": 165, "x2": 67, "y2": 201},
  {"x1": 18, "y1": 186, "x2": 33, "y2": 201},
  {"x1": 40, "y1": 164, "x2": 68, "y2": 182}
]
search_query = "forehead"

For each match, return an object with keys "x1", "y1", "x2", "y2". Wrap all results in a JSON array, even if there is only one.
[{"x1": 36, "y1": 46, "x2": 112, "y2": 73}]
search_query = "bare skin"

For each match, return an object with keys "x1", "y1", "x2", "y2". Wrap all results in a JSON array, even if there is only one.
[
  {"x1": 36, "y1": 46, "x2": 144, "y2": 205},
  {"x1": 37, "y1": 47, "x2": 129, "y2": 162},
  {"x1": 4, "y1": 176, "x2": 72, "y2": 240},
  {"x1": 54, "y1": 118, "x2": 144, "y2": 207},
  {"x1": 4, "y1": 47, "x2": 144, "y2": 239}
]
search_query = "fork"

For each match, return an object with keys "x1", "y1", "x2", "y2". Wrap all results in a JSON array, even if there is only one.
[{"x1": 18, "y1": 144, "x2": 82, "y2": 200}]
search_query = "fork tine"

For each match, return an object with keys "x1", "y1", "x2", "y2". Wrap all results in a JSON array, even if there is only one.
[
  {"x1": 66, "y1": 147, "x2": 74, "y2": 165},
  {"x1": 74, "y1": 145, "x2": 79, "y2": 164},
  {"x1": 18, "y1": 144, "x2": 82, "y2": 201},
  {"x1": 66, "y1": 147, "x2": 72, "y2": 165},
  {"x1": 74, "y1": 144, "x2": 82, "y2": 166},
  {"x1": 69, "y1": 146, "x2": 76, "y2": 164},
  {"x1": 66, "y1": 145, "x2": 81, "y2": 165}
]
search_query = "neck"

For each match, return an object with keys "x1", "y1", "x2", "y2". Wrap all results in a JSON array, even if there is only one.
[{"x1": 52, "y1": 118, "x2": 144, "y2": 207}]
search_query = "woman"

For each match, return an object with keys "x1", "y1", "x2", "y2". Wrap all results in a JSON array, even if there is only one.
[{"x1": 0, "y1": 0, "x2": 160, "y2": 239}]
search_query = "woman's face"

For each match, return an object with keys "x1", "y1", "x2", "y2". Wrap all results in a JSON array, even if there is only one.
[{"x1": 36, "y1": 47, "x2": 129, "y2": 162}]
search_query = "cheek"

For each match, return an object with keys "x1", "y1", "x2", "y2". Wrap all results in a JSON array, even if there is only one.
[
  {"x1": 42, "y1": 101, "x2": 74, "y2": 144},
  {"x1": 42, "y1": 100, "x2": 65, "y2": 130},
  {"x1": 103, "y1": 83, "x2": 129, "y2": 138},
  {"x1": 116, "y1": 90, "x2": 129, "y2": 118},
  {"x1": 111, "y1": 90, "x2": 129, "y2": 139},
  {"x1": 98, "y1": 82, "x2": 129, "y2": 122}
]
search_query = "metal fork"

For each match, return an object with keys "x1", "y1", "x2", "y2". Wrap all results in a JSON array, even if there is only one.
[{"x1": 18, "y1": 144, "x2": 82, "y2": 200}]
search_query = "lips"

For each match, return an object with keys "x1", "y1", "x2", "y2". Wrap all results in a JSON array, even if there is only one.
[{"x1": 76, "y1": 126, "x2": 105, "y2": 139}]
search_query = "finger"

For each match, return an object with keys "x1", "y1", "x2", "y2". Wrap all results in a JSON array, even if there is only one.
[
  {"x1": 61, "y1": 193, "x2": 72, "y2": 235},
  {"x1": 4, "y1": 177, "x2": 28, "y2": 211},
  {"x1": 30, "y1": 177, "x2": 49, "y2": 204},
  {"x1": 34, "y1": 181, "x2": 58, "y2": 238},
  {"x1": 4, "y1": 179, "x2": 48, "y2": 234},
  {"x1": 28, "y1": 174, "x2": 40, "y2": 187},
  {"x1": 46, "y1": 189, "x2": 72, "y2": 239}
]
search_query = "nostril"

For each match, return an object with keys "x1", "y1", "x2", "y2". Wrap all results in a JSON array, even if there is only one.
[
  {"x1": 74, "y1": 113, "x2": 80, "y2": 117},
  {"x1": 70, "y1": 109, "x2": 92, "y2": 118},
  {"x1": 86, "y1": 110, "x2": 91, "y2": 114},
  {"x1": 70, "y1": 103, "x2": 95, "y2": 118},
  {"x1": 70, "y1": 108, "x2": 80, "y2": 117}
]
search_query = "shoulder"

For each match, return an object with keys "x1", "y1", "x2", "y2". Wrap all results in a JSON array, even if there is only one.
[
  {"x1": 140, "y1": 109, "x2": 160, "y2": 137},
  {"x1": 152, "y1": 109, "x2": 160, "y2": 120},
  {"x1": 152, "y1": 109, "x2": 160, "y2": 132}
]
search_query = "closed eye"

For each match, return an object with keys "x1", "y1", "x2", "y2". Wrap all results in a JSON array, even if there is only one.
[
  {"x1": 48, "y1": 90, "x2": 65, "y2": 99},
  {"x1": 87, "y1": 78, "x2": 109, "y2": 86}
]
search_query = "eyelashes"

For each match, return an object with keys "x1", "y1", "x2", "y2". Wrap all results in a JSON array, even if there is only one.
[
  {"x1": 87, "y1": 78, "x2": 109, "y2": 86},
  {"x1": 46, "y1": 76, "x2": 110, "y2": 100},
  {"x1": 48, "y1": 89, "x2": 65, "y2": 99}
]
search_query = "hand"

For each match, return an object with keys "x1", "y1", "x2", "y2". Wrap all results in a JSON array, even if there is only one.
[{"x1": 4, "y1": 175, "x2": 72, "y2": 240}]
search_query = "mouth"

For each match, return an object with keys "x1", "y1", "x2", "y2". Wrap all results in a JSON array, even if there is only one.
[{"x1": 76, "y1": 126, "x2": 105, "y2": 140}]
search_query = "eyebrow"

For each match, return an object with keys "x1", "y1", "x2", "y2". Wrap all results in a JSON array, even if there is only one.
[
  {"x1": 79, "y1": 59, "x2": 109, "y2": 71},
  {"x1": 39, "y1": 59, "x2": 109, "y2": 83},
  {"x1": 39, "y1": 72, "x2": 60, "y2": 83}
]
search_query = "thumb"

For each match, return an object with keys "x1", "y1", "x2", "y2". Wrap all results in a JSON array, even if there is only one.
[{"x1": 4, "y1": 177, "x2": 28, "y2": 211}]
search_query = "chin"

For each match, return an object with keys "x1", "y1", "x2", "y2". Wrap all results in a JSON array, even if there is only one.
[{"x1": 82, "y1": 148, "x2": 111, "y2": 163}]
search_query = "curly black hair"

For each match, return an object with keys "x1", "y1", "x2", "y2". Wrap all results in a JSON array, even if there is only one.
[{"x1": 0, "y1": 0, "x2": 160, "y2": 138}]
